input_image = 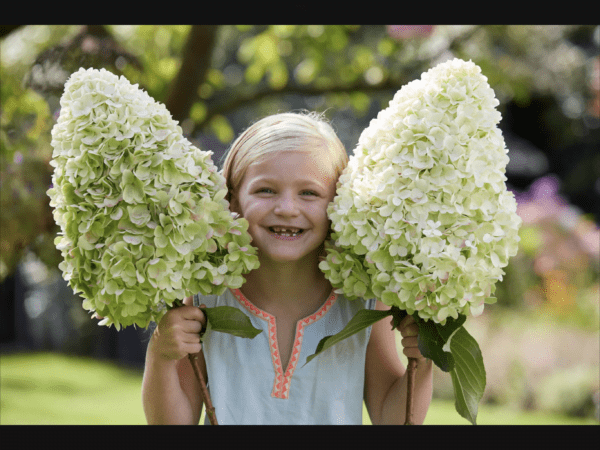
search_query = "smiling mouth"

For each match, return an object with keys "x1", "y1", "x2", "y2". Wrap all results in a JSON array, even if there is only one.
[{"x1": 268, "y1": 227, "x2": 305, "y2": 237}]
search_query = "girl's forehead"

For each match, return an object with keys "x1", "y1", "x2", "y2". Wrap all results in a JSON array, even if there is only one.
[
  {"x1": 253, "y1": 150, "x2": 333, "y2": 175},
  {"x1": 244, "y1": 150, "x2": 336, "y2": 187}
]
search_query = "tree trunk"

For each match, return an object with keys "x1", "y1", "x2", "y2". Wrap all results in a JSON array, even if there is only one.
[{"x1": 165, "y1": 25, "x2": 219, "y2": 124}]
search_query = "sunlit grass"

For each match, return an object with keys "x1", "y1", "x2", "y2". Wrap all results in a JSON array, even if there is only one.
[
  {"x1": 423, "y1": 400, "x2": 598, "y2": 425},
  {"x1": 362, "y1": 400, "x2": 599, "y2": 425},
  {"x1": 1, "y1": 352, "x2": 597, "y2": 425},
  {"x1": 1, "y1": 352, "x2": 146, "y2": 425}
]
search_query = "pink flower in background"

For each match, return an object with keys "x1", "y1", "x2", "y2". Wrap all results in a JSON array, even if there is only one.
[
  {"x1": 515, "y1": 175, "x2": 565, "y2": 224},
  {"x1": 387, "y1": 26, "x2": 434, "y2": 40},
  {"x1": 515, "y1": 174, "x2": 599, "y2": 261}
]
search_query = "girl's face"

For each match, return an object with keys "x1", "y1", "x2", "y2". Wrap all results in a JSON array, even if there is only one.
[{"x1": 231, "y1": 149, "x2": 337, "y2": 265}]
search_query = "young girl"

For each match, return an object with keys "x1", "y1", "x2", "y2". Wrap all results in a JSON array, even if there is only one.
[{"x1": 142, "y1": 111, "x2": 433, "y2": 425}]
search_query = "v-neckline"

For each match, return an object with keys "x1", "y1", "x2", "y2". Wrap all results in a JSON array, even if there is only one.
[{"x1": 230, "y1": 288, "x2": 337, "y2": 399}]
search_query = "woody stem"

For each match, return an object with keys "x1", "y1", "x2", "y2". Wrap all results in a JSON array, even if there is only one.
[
  {"x1": 404, "y1": 357, "x2": 418, "y2": 425},
  {"x1": 187, "y1": 354, "x2": 218, "y2": 425},
  {"x1": 172, "y1": 299, "x2": 218, "y2": 425}
]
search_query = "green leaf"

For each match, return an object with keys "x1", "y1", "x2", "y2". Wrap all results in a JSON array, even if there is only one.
[
  {"x1": 304, "y1": 308, "x2": 392, "y2": 366},
  {"x1": 449, "y1": 326, "x2": 486, "y2": 425},
  {"x1": 434, "y1": 314, "x2": 467, "y2": 341},
  {"x1": 415, "y1": 314, "x2": 467, "y2": 373},
  {"x1": 390, "y1": 306, "x2": 408, "y2": 330},
  {"x1": 200, "y1": 306, "x2": 262, "y2": 339},
  {"x1": 416, "y1": 319, "x2": 454, "y2": 372}
]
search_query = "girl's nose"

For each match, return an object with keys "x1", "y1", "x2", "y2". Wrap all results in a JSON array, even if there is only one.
[{"x1": 274, "y1": 192, "x2": 300, "y2": 216}]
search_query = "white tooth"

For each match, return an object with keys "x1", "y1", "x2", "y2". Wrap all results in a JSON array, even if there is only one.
[{"x1": 271, "y1": 227, "x2": 302, "y2": 236}]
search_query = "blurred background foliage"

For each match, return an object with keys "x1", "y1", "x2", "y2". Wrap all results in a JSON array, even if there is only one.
[{"x1": 1, "y1": 25, "x2": 598, "y2": 423}]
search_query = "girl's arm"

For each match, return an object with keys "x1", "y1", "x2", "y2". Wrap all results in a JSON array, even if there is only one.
[
  {"x1": 363, "y1": 300, "x2": 433, "y2": 425},
  {"x1": 142, "y1": 296, "x2": 206, "y2": 425}
]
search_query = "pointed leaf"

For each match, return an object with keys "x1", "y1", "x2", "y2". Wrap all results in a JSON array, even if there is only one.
[
  {"x1": 390, "y1": 306, "x2": 408, "y2": 330},
  {"x1": 304, "y1": 308, "x2": 392, "y2": 366},
  {"x1": 434, "y1": 314, "x2": 467, "y2": 341},
  {"x1": 449, "y1": 326, "x2": 486, "y2": 425},
  {"x1": 416, "y1": 313, "x2": 467, "y2": 372},
  {"x1": 416, "y1": 319, "x2": 454, "y2": 372},
  {"x1": 200, "y1": 306, "x2": 262, "y2": 339}
]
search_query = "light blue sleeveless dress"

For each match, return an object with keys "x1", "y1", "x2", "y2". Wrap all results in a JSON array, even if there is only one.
[{"x1": 193, "y1": 288, "x2": 376, "y2": 425}]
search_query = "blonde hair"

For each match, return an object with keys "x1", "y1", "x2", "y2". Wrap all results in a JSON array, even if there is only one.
[{"x1": 221, "y1": 111, "x2": 348, "y2": 204}]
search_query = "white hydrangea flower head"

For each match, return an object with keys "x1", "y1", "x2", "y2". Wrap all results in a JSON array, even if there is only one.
[
  {"x1": 48, "y1": 68, "x2": 259, "y2": 330},
  {"x1": 320, "y1": 58, "x2": 522, "y2": 325}
]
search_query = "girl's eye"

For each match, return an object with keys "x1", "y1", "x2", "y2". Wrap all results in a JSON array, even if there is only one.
[{"x1": 257, "y1": 188, "x2": 317, "y2": 196}]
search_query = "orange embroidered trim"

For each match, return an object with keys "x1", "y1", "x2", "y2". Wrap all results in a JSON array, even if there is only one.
[
  {"x1": 282, "y1": 291, "x2": 337, "y2": 399},
  {"x1": 230, "y1": 288, "x2": 337, "y2": 399}
]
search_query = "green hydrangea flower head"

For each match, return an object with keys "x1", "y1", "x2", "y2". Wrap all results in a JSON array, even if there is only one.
[
  {"x1": 47, "y1": 68, "x2": 259, "y2": 330},
  {"x1": 320, "y1": 58, "x2": 522, "y2": 325}
]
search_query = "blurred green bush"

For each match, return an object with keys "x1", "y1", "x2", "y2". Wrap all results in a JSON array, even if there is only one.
[{"x1": 534, "y1": 365, "x2": 599, "y2": 419}]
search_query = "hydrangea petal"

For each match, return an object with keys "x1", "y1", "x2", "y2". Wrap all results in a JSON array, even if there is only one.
[
  {"x1": 321, "y1": 59, "x2": 522, "y2": 324},
  {"x1": 48, "y1": 68, "x2": 259, "y2": 329}
]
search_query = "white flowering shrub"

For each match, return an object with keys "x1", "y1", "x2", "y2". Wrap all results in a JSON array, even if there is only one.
[
  {"x1": 320, "y1": 59, "x2": 522, "y2": 325},
  {"x1": 47, "y1": 68, "x2": 259, "y2": 329}
]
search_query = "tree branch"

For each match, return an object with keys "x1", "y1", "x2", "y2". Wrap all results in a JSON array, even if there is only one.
[
  {"x1": 190, "y1": 25, "x2": 483, "y2": 136},
  {"x1": 191, "y1": 77, "x2": 407, "y2": 135}
]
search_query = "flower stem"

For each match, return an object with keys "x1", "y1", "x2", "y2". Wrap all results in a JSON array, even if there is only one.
[
  {"x1": 404, "y1": 357, "x2": 418, "y2": 425},
  {"x1": 389, "y1": 306, "x2": 419, "y2": 425},
  {"x1": 172, "y1": 298, "x2": 218, "y2": 425},
  {"x1": 187, "y1": 354, "x2": 218, "y2": 425}
]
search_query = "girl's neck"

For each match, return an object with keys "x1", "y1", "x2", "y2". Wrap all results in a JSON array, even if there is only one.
[{"x1": 240, "y1": 254, "x2": 332, "y2": 316}]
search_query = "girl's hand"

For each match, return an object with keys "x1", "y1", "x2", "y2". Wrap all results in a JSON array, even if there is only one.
[
  {"x1": 395, "y1": 314, "x2": 426, "y2": 361},
  {"x1": 151, "y1": 302, "x2": 207, "y2": 362}
]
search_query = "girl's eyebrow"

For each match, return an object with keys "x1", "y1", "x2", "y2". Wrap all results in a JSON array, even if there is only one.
[{"x1": 248, "y1": 176, "x2": 328, "y2": 190}]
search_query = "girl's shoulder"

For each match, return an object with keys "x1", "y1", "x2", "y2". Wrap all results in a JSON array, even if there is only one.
[
  {"x1": 363, "y1": 297, "x2": 377, "y2": 310},
  {"x1": 333, "y1": 292, "x2": 377, "y2": 314}
]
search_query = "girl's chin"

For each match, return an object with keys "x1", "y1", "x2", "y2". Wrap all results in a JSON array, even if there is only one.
[
  {"x1": 259, "y1": 252, "x2": 314, "y2": 263},
  {"x1": 257, "y1": 247, "x2": 323, "y2": 264}
]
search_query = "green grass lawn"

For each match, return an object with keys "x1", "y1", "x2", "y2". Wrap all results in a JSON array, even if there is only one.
[
  {"x1": 1, "y1": 351, "x2": 147, "y2": 425},
  {"x1": 1, "y1": 352, "x2": 597, "y2": 425}
]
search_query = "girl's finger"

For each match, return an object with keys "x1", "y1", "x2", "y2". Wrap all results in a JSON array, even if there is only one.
[
  {"x1": 183, "y1": 320, "x2": 203, "y2": 334},
  {"x1": 403, "y1": 347, "x2": 425, "y2": 360},
  {"x1": 400, "y1": 323, "x2": 419, "y2": 338},
  {"x1": 183, "y1": 331, "x2": 202, "y2": 344},
  {"x1": 401, "y1": 336, "x2": 419, "y2": 349},
  {"x1": 400, "y1": 314, "x2": 416, "y2": 329},
  {"x1": 183, "y1": 342, "x2": 202, "y2": 356},
  {"x1": 391, "y1": 314, "x2": 414, "y2": 331}
]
